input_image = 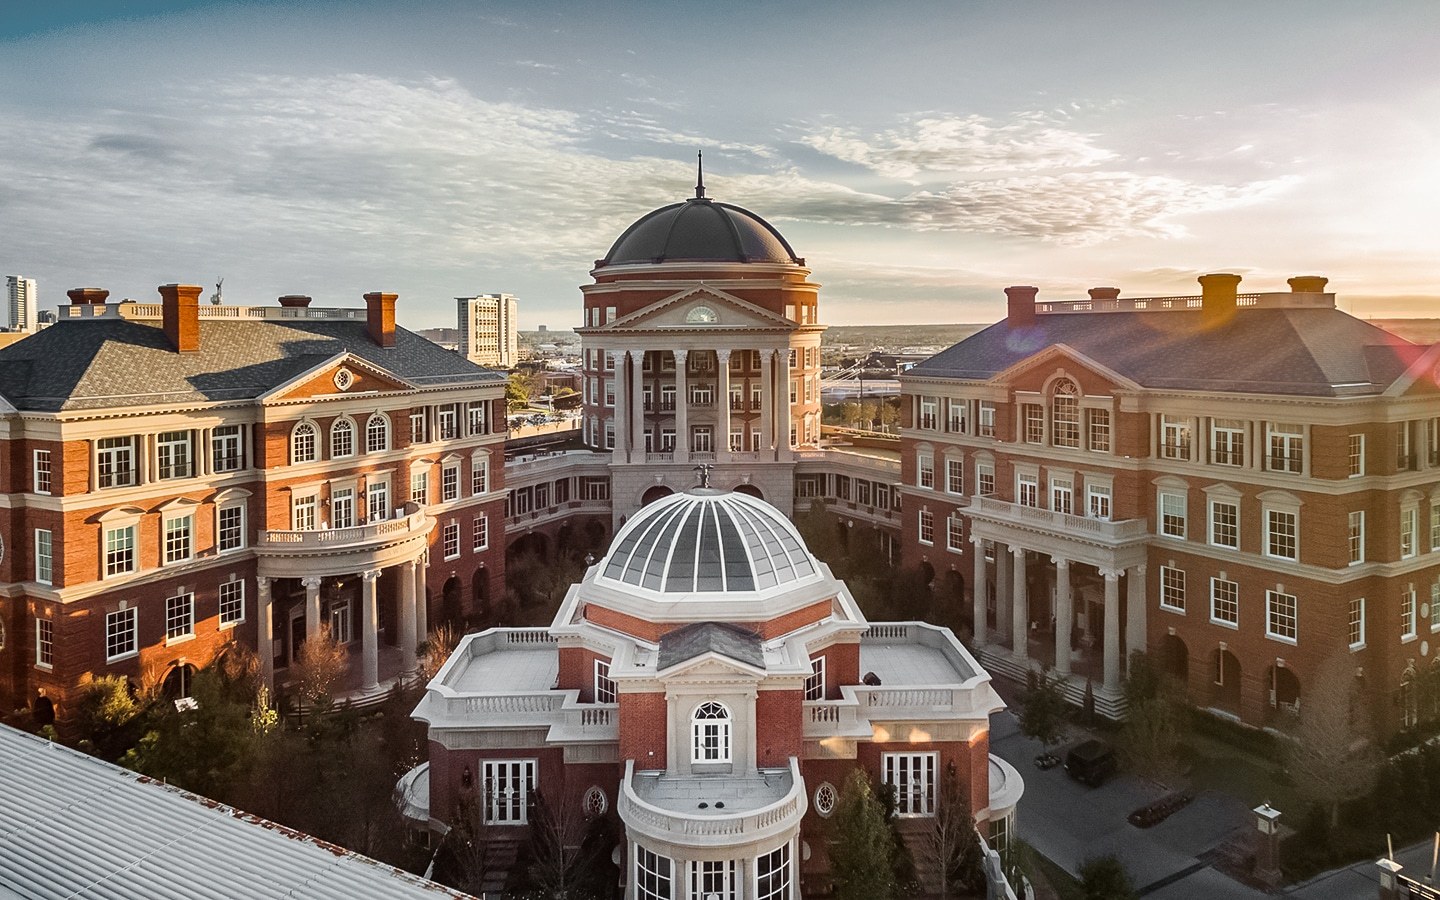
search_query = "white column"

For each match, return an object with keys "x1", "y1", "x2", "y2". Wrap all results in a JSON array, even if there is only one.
[
  {"x1": 197, "y1": 429, "x2": 210, "y2": 477},
  {"x1": 610, "y1": 350, "x2": 628, "y2": 457},
  {"x1": 415, "y1": 556, "x2": 429, "y2": 643},
  {"x1": 970, "y1": 536, "x2": 988, "y2": 646},
  {"x1": 399, "y1": 560, "x2": 418, "y2": 673},
  {"x1": 1126, "y1": 563, "x2": 1147, "y2": 674},
  {"x1": 717, "y1": 349, "x2": 732, "y2": 462},
  {"x1": 1053, "y1": 557, "x2": 1072, "y2": 676},
  {"x1": 759, "y1": 349, "x2": 775, "y2": 457},
  {"x1": 1011, "y1": 547, "x2": 1028, "y2": 659},
  {"x1": 257, "y1": 576, "x2": 274, "y2": 688},
  {"x1": 1102, "y1": 568, "x2": 1122, "y2": 693},
  {"x1": 361, "y1": 568, "x2": 381, "y2": 691},
  {"x1": 994, "y1": 541, "x2": 1011, "y2": 640},
  {"x1": 302, "y1": 576, "x2": 322, "y2": 640},
  {"x1": 673, "y1": 349, "x2": 689, "y2": 461},
  {"x1": 628, "y1": 349, "x2": 645, "y2": 457},
  {"x1": 778, "y1": 348, "x2": 794, "y2": 460}
]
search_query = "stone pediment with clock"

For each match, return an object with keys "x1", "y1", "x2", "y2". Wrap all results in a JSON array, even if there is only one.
[
  {"x1": 604, "y1": 286, "x2": 795, "y2": 333},
  {"x1": 259, "y1": 353, "x2": 417, "y2": 404}
]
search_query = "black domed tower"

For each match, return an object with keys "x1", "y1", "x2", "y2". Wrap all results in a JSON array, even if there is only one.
[{"x1": 578, "y1": 160, "x2": 825, "y2": 524}]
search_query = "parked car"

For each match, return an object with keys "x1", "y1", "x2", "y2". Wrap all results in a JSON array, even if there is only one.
[{"x1": 1063, "y1": 739, "x2": 1118, "y2": 787}]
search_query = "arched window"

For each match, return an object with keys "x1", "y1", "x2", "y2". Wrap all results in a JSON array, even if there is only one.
[
  {"x1": 365, "y1": 413, "x2": 390, "y2": 453},
  {"x1": 291, "y1": 421, "x2": 318, "y2": 464},
  {"x1": 331, "y1": 417, "x2": 355, "y2": 458},
  {"x1": 1051, "y1": 379, "x2": 1080, "y2": 448},
  {"x1": 691, "y1": 701, "x2": 731, "y2": 763}
]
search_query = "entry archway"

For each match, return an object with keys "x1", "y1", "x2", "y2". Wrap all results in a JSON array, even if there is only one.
[
  {"x1": 734, "y1": 484, "x2": 763, "y2": 500},
  {"x1": 1210, "y1": 649, "x2": 1241, "y2": 712},
  {"x1": 163, "y1": 663, "x2": 197, "y2": 700},
  {"x1": 1159, "y1": 633, "x2": 1189, "y2": 685},
  {"x1": 1268, "y1": 665, "x2": 1301, "y2": 715},
  {"x1": 441, "y1": 575, "x2": 463, "y2": 627},
  {"x1": 641, "y1": 485, "x2": 674, "y2": 507}
]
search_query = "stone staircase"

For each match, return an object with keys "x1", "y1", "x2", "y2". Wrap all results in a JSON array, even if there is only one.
[{"x1": 977, "y1": 645, "x2": 1129, "y2": 720}]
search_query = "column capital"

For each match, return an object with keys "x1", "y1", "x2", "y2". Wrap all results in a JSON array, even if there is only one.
[
  {"x1": 403, "y1": 558, "x2": 419, "y2": 573},
  {"x1": 1010, "y1": 546, "x2": 1027, "y2": 559},
  {"x1": 1051, "y1": 556, "x2": 1070, "y2": 569},
  {"x1": 673, "y1": 348, "x2": 688, "y2": 362},
  {"x1": 1099, "y1": 567, "x2": 1122, "y2": 581},
  {"x1": 300, "y1": 576, "x2": 322, "y2": 589},
  {"x1": 607, "y1": 348, "x2": 626, "y2": 364},
  {"x1": 1131, "y1": 563, "x2": 1147, "y2": 576},
  {"x1": 626, "y1": 348, "x2": 645, "y2": 363},
  {"x1": 969, "y1": 534, "x2": 986, "y2": 547},
  {"x1": 716, "y1": 348, "x2": 731, "y2": 362},
  {"x1": 361, "y1": 569, "x2": 382, "y2": 583},
  {"x1": 256, "y1": 576, "x2": 272, "y2": 596}
]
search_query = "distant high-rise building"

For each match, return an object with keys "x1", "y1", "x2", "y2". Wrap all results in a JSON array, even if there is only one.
[
  {"x1": 5, "y1": 276, "x2": 37, "y2": 332},
  {"x1": 457, "y1": 293, "x2": 519, "y2": 367}
]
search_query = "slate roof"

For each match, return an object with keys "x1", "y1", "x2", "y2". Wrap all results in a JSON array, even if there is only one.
[
  {"x1": 908, "y1": 307, "x2": 1425, "y2": 397},
  {"x1": 0, "y1": 316, "x2": 503, "y2": 412},
  {"x1": 600, "y1": 197, "x2": 801, "y2": 267},
  {"x1": 657, "y1": 621, "x2": 765, "y2": 671}
]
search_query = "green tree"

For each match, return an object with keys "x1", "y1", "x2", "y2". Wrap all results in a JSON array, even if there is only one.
[
  {"x1": 122, "y1": 670, "x2": 257, "y2": 799},
  {"x1": 70, "y1": 674, "x2": 142, "y2": 759},
  {"x1": 830, "y1": 770, "x2": 898, "y2": 900},
  {"x1": 1019, "y1": 671, "x2": 1068, "y2": 764},
  {"x1": 1078, "y1": 854, "x2": 1136, "y2": 900},
  {"x1": 1120, "y1": 651, "x2": 1187, "y2": 781}
]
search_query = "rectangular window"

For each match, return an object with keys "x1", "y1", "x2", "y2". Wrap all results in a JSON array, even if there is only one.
[
  {"x1": 1017, "y1": 473, "x2": 1039, "y2": 508},
  {"x1": 1267, "y1": 423, "x2": 1304, "y2": 473},
  {"x1": 1348, "y1": 433, "x2": 1365, "y2": 477},
  {"x1": 471, "y1": 455, "x2": 490, "y2": 496},
  {"x1": 473, "y1": 514, "x2": 489, "y2": 551},
  {"x1": 755, "y1": 844, "x2": 791, "y2": 900},
  {"x1": 218, "y1": 504, "x2": 245, "y2": 552},
  {"x1": 33, "y1": 449, "x2": 51, "y2": 494},
  {"x1": 1087, "y1": 484, "x2": 1112, "y2": 519},
  {"x1": 212, "y1": 425, "x2": 244, "y2": 472},
  {"x1": 1052, "y1": 391, "x2": 1080, "y2": 448},
  {"x1": 96, "y1": 436, "x2": 137, "y2": 488},
  {"x1": 636, "y1": 846, "x2": 673, "y2": 900},
  {"x1": 409, "y1": 411, "x2": 428, "y2": 444},
  {"x1": 104, "y1": 524, "x2": 136, "y2": 576},
  {"x1": 437, "y1": 405, "x2": 459, "y2": 440},
  {"x1": 882, "y1": 751, "x2": 937, "y2": 816},
  {"x1": 947, "y1": 515, "x2": 965, "y2": 551},
  {"x1": 976, "y1": 463, "x2": 995, "y2": 497},
  {"x1": 219, "y1": 580, "x2": 245, "y2": 627},
  {"x1": 163, "y1": 515, "x2": 193, "y2": 564},
  {"x1": 442, "y1": 464, "x2": 460, "y2": 502},
  {"x1": 1160, "y1": 565, "x2": 1186, "y2": 612},
  {"x1": 594, "y1": 659, "x2": 617, "y2": 704},
  {"x1": 482, "y1": 760, "x2": 537, "y2": 826},
  {"x1": 918, "y1": 396, "x2": 938, "y2": 430},
  {"x1": 1087, "y1": 408, "x2": 1111, "y2": 452},
  {"x1": 443, "y1": 521, "x2": 460, "y2": 560},
  {"x1": 1398, "y1": 420, "x2": 1416, "y2": 471},
  {"x1": 946, "y1": 458, "x2": 964, "y2": 494},
  {"x1": 1022, "y1": 404, "x2": 1044, "y2": 444},
  {"x1": 329, "y1": 487, "x2": 354, "y2": 529},
  {"x1": 1402, "y1": 507, "x2": 1419, "y2": 559},
  {"x1": 1211, "y1": 419, "x2": 1246, "y2": 466},
  {"x1": 1159, "y1": 491, "x2": 1187, "y2": 538},
  {"x1": 35, "y1": 529, "x2": 52, "y2": 584},
  {"x1": 946, "y1": 399, "x2": 966, "y2": 433},
  {"x1": 1403, "y1": 585, "x2": 1418, "y2": 640},
  {"x1": 36, "y1": 618, "x2": 53, "y2": 667},
  {"x1": 917, "y1": 454, "x2": 934, "y2": 489},
  {"x1": 367, "y1": 482, "x2": 389, "y2": 522},
  {"x1": 918, "y1": 509, "x2": 934, "y2": 545},
  {"x1": 156, "y1": 430, "x2": 192, "y2": 480},
  {"x1": 107, "y1": 607, "x2": 138, "y2": 659},
  {"x1": 804, "y1": 656, "x2": 825, "y2": 701},
  {"x1": 1348, "y1": 510, "x2": 1365, "y2": 564},
  {"x1": 467, "y1": 401, "x2": 489, "y2": 436},
  {"x1": 977, "y1": 401, "x2": 996, "y2": 437},
  {"x1": 1210, "y1": 577, "x2": 1238, "y2": 626},
  {"x1": 689, "y1": 860, "x2": 736, "y2": 900},
  {"x1": 1210, "y1": 499, "x2": 1239, "y2": 548},
  {"x1": 1432, "y1": 501, "x2": 1440, "y2": 552},
  {"x1": 292, "y1": 494, "x2": 318, "y2": 531},
  {"x1": 410, "y1": 470, "x2": 429, "y2": 505},
  {"x1": 1266, "y1": 589, "x2": 1297, "y2": 642},
  {"x1": 1349, "y1": 597, "x2": 1366, "y2": 649},
  {"x1": 692, "y1": 426, "x2": 713, "y2": 453},
  {"x1": 1050, "y1": 477, "x2": 1073, "y2": 515},
  {"x1": 1266, "y1": 509, "x2": 1298, "y2": 560},
  {"x1": 165, "y1": 591, "x2": 194, "y2": 642},
  {"x1": 1160, "y1": 415, "x2": 1191, "y2": 460}
]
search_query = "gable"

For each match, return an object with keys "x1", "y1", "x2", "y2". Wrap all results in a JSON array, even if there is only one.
[
  {"x1": 657, "y1": 652, "x2": 767, "y2": 681},
  {"x1": 995, "y1": 344, "x2": 1136, "y2": 395},
  {"x1": 605, "y1": 286, "x2": 794, "y2": 332},
  {"x1": 263, "y1": 354, "x2": 415, "y2": 403}
]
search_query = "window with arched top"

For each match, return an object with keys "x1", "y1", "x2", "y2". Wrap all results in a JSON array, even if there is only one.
[
  {"x1": 1051, "y1": 379, "x2": 1080, "y2": 448},
  {"x1": 691, "y1": 701, "x2": 731, "y2": 763},
  {"x1": 331, "y1": 417, "x2": 355, "y2": 459},
  {"x1": 291, "y1": 421, "x2": 318, "y2": 464},
  {"x1": 365, "y1": 413, "x2": 390, "y2": 453}
]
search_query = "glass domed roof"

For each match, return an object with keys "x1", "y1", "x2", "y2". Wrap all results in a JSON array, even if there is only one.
[{"x1": 599, "y1": 490, "x2": 818, "y2": 595}]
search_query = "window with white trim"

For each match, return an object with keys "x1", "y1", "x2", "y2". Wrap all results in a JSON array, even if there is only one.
[
  {"x1": 945, "y1": 458, "x2": 964, "y2": 494},
  {"x1": 438, "y1": 404, "x2": 459, "y2": 440},
  {"x1": 212, "y1": 424, "x2": 244, "y2": 472},
  {"x1": 441, "y1": 463, "x2": 460, "y2": 502},
  {"x1": 104, "y1": 524, "x2": 136, "y2": 577},
  {"x1": 1349, "y1": 597, "x2": 1366, "y2": 649},
  {"x1": 635, "y1": 846, "x2": 673, "y2": 900},
  {"x1": 1050, "y1": 477, "x2": 1073, "y2": 515},
  {"x1": 107, "y1": 607, "x2": 138, "y2": 659},
  {"x1": 976, "y1": 462, "x2": 995, "y2": 497},
  {"x1": 1348, "y1": 433, "x2": 1365, "y2": 477},
  {"x1": 443, "y1": 521, "x2": 460, "y2": 560},
  {"x1": 156, "y1": 430, "x2": 192, "y2": 480},
  {"x1": 1210, "y1": 499, "x2": 1239, "y2": 548},
  {"x1": 96, "y1": 436, "x2": 138, "y2": 488},
  {"x1": 946, "y1": 398, "x2": 966, "y2": 433},
  {"x1": 482, "y1": 759, "x2": 537, "y2": 825},
  {"x1": 977, "y1": 401, "x2": 996, "y2": 437},
  {"x1": 756, "y1": 844, "x2": 791, "y2": 900},
  {"x1": 1051, "y1": 380, "x2": 1080, "y2": 448},
  {"x1": 1017, "y1": 473, "x2": 1039, "y2": 508},
  {"x1": 365, "y1": 413, "x2": 389, "y2": 452},
  {"x1": 1266, "y1": 589, "x2": 1297, "y2": 642},
  {"x1": 1266, "y1": 509, "x2": 1298, "y2": 561},
  {"x1": 1348, "y1": 511, "x2": 1365, "y2": 564},
  {"x1": 1403, "y1": 584, "x2": 1418, "y2": 640},
  {"x1": 330, "y1": 418, "x2": 355, "y2": 459},
  {"x1": 35, "y1": 529, "x2": 53, "y2": 584},
  {"x1": 290, "y1": 422, "x2": 318, "y2": 464},
  {"x1": 1211, "y1": 419, "x2": 1246, "y2": 466},
  {"x1": 33, "y1": 449, "x2": 51, "y2": 494},
  {"x1": 919, "y1": 396, "x2": 938, "y2": 430},
  {"x1": 1160, "y1": 415, "x2": 1191, "y2": 460},
  {"x1": 291, "y1": 494, "x2": 318, "y2": 531},
  {"x1": 219, "y1": 579, "x2": 245, "y2": 627},
  {"x1": 36, "y1": 618, "x2": 53, "y2": 667},
  {"x1": 473, "y1": 514, "x2": 489, "y2": 551},
  {"x1": 409, "y1": 411, "x2": 428, "y2": 444},
  {"x1": 947, "y1": 515, "x2": 965, "y2": 551},
  {"x1": 409, "y1": 470, "x2": 428, "y2": 505},
  {"x1": 1022, "y1": 404, "x2": 1043, "y2": 443},
  {"x1": 882, "y1": 751, "x2": 937, "y2": 816},
  {"x1": 917, "y1": 453, "x2": 934, "y2": 489},
  {"x1": 689, "y1": 860, "x2": 736, "y2": 900},
  {"x1": 805, "y1": 656, "x2": 825, "y2": 701},
  {"x1": 1432, "y1": 582, "x2": 1440, "y2": 632},
  {"x1": 593, "y1": 659, "x2": 616, "y2": 704},
  {"x1": 1160, "y1": 565, "x2": 1186, "y2": 612},
  {"x1": 163, "y1": 514, "x2": 193, "y2": 565},
  {"x1": 918, "y1": 508, "x2": 934, "y2": 545},
  {"x1": 165, "y1": 591, "x2": 194, "y2": 642},
  {"x1": 367, "y1": 481, "x2": 389, "y2": 522},
  {"x1": 214, "y1": 502, "x2": 243, "y2": 552},
  {"x1": 691, "y1": 702, "x2": 731, "y2": 763},
  {"x1": 1159, "y1": 491, "x2": 1187, "y2": 539},
  {"x1": 468, "y1": 401, "x2": 489, "y2": 436},
  {"x1": 1087, "y1": 407, "x2": 1111, "y2": 452},
  {"x1": 1210, "y1": 577, "x2": 1238, "y2": 627},
  {"x1": 1266, "y1": 423, "x2": 1304, "y2": 473},
  {"x1": 1088, "y1": 483, "x2": 1112, "y2": 519},
  {"x1": 1402, "y1": 506, "x2": 1419, "y2": 559}
]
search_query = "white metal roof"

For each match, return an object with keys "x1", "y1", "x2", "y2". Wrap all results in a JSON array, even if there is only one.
[{"x1": 0, "y1": 725, "x2": 472, "y2": 900}]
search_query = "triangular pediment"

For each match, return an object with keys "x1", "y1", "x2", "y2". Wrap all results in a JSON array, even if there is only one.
[
  {"x1": 990, "y1": 343, "x2": 1140, "y2": 394},
  {"x1": 261, "y1": 352, "x2": 417, "y2": 403},
  {"x1": 658, "y1": 651, "x2": 767, "y2": 681},
  {"x1": 604, "y1": 287, "x2": 795, "y2": 332}
]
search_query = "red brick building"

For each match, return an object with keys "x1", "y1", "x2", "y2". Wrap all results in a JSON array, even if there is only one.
[
  {"x1": 898, "y1": 274, "x2": 1440, "y2": 731},
  {"x1": 0, "y1": 286, "x2": 507, "y2": 719}
]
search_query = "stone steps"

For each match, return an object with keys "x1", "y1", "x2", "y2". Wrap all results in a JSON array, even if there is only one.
[{"x1": 978, "y1": 645, "x2": 1129, "y2": 720}]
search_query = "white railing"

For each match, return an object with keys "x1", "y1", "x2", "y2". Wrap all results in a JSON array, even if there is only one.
[
  {"x1": 504, "y1": 629, "x2": 557, "y2": 645},
  {"x1": 645, "y1": 451, "x2": 674, "y2": 463},
  {"x1": 258, "y1": 510, "x2": 429, "y2": 549},
  {"x1": 117, "y1": 303, "x2": 366, "y2": 320},
  {"x1": 618, "y1": 758, "x2": 805, "y2": 845},
  {"x1": 970, "y1": 497, "x2": 1147, "y2": 541},
  {"x1": 505, "y1": 499, "x2": 610, "y2": 529}
]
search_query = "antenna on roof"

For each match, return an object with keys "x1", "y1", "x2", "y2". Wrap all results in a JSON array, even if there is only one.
[{"x1": 694, "y1": 150, "x2": 706, "y2": 199}]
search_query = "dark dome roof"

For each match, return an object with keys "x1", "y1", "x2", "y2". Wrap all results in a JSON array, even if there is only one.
[{"x1": 600, "y1": 197, "x2": 802, "y2": 267}]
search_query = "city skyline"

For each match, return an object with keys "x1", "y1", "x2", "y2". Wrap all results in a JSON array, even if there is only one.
[{"x1": 2, "y1": 0, "x2": 1437, "y2": 329}]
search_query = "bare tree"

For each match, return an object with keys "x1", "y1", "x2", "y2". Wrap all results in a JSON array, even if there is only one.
[
  {"x1": 419, "y1": 622, "x2": 462, "y2": 684},
  {"x1": 293, "y1": 625, "x2": 347, "y2": 709},
  {"x1": 1286, "y1": 653, "x2": 1383, "y2": 827},
  {"x1": 926, "y1": 762, "x2": 985, "y2": 900},
  {"x1": 524, "y1": 788, "x2": 609, "y2": 899}
]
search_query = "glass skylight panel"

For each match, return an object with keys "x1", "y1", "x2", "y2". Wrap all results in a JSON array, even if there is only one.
[
  {"x1": 664, "y1": 506, "x2": 703, "y2": 591},
  {"x1": 695, "y1": 506, "x2": 725, "y2": 590},
  {"x1": 717, "y1": 511, "x2": 753, "y2": 589}
]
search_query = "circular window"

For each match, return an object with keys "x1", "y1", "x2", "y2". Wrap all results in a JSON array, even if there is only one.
[
  {"x1": 684, "y1": 305, "x2": 718, "y2": 325},
  {"x1": 333, "y1": 368, "x2": 354, "y2": 391},
  {"x1": 814, "y1": 781, "x2": 837, "y2": 817},
  {"x1": 582, "y1": 785, "x2": 608, "y2": 817}
]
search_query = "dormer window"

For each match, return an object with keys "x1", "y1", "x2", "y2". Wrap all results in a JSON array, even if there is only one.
[{"x1": 691, "y1": 701, "x2": 731, "y2": 763}]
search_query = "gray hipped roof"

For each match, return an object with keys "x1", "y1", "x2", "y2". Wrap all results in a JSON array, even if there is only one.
[
  {"x1": 657, "y1": 621, "x2": 765, "y2": 672},
  {"x1": 909, "y1": 308, "x2": 1424, "y2": 397},
  {"x1": 0, "y1": 316, "x2": 503, "y2": 412}
]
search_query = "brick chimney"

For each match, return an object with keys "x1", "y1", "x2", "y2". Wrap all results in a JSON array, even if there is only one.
[
  {"x1": 364, "y1": 292, "x2": 397, "y2": 348},
  {"x1": 1088, "y1": 287, "x2": 1121, "y2": 300},
  {"x1": 158, "y1": 283, "x2": 202, "y2": 353},
  {"x1": 278, "y1": 294, "x2": 312, "y2": 308},
  {"x1": 67, "y1": 287, "x2": 109, "y2": 306},
  {"x1": 1005, "y1": 286, "x2": 1039, "y2": 327},
  {"x1": 1287, "y1": 275, "x2": 1328, "y2": 293},
  {"x1": 1198, "y1": 273, "x2": 1242, "y2": 325}
]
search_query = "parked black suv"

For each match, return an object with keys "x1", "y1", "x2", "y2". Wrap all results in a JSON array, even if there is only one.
[{"x1": 1063, "y1": 739, "x2": 1118, "y2": 787}]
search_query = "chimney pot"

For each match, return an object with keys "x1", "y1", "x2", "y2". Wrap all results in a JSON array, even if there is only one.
[
  {"x1": 1005, "y1": 285, "x2": 1039, "y2": 327},
  {"x1": 364, "y1": 292, "x2": 398, "y2": 348},
  {"x1": 158, "y1": 283, "x2": 203, "y2": 353},
  {"x1": 1088, "y1": 287, "x2": 1121, "y2": 301},
  {"x1": 278, "y1": 294, "x2": 313, "y2": 308},
  {"x1": 67, "y1": 287, "x2": 110, "y2": 306},
  {"x1": 1287, "y1": 275, "x2": 1328, "y2": 293},
  {"x1": 1198, "y1": 273, "x2": 1242, "y2": 325}
]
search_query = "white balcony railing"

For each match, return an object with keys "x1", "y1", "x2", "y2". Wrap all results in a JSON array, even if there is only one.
[
  {"x1": 258, "y1": 509, "x2": 429, "y2": 550},
  {"x1": 969, "y1": 497, "x2": 1147, "y2": 541},
  {"x1": 618, "y1": 757, "x2": 806, "y2": 847}
]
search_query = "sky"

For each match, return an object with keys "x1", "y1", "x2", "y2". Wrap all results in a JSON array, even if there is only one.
[{"x1": 2, "y1": 0, "x2": 1438, "y2": 330}]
